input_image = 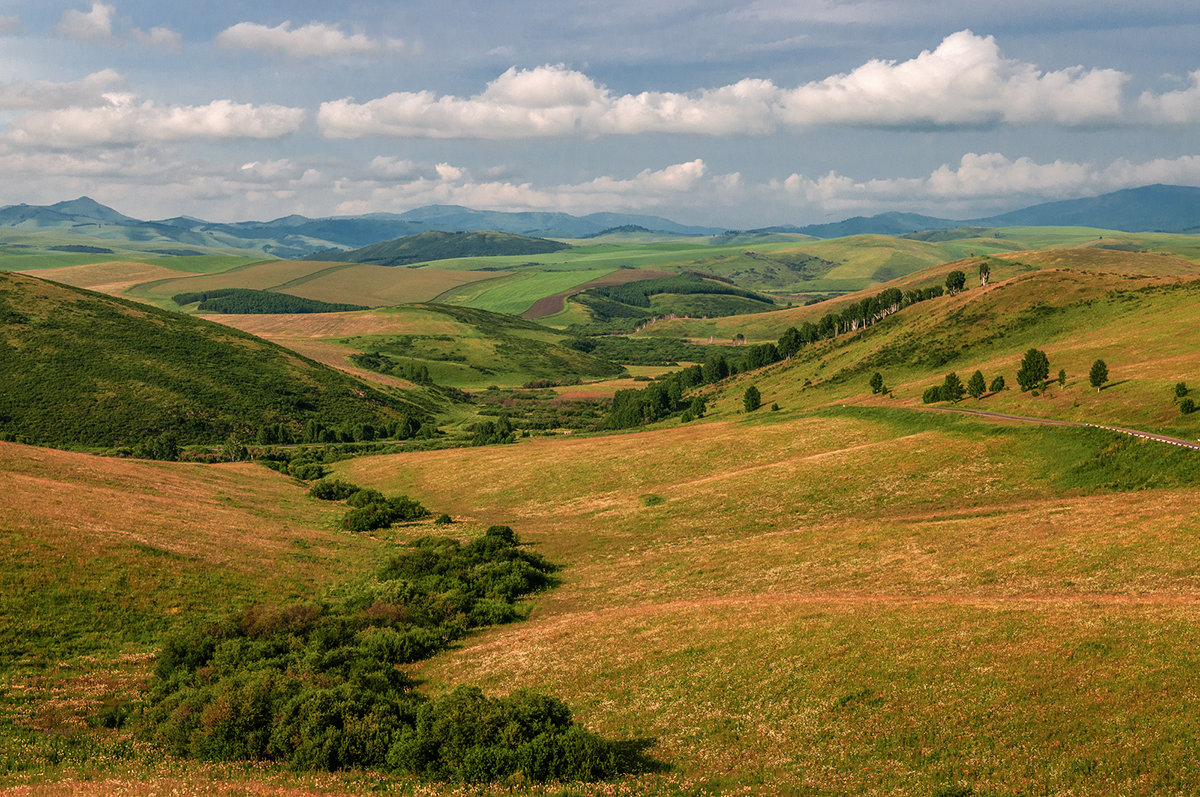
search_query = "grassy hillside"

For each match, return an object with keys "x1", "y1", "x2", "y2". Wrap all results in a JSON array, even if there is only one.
[
  {"x1": 0, "y1": 271, "x2": 426, "y2": 449},
  {"x1": 5, "y1": 238, "x2": 1200, "y2": 794},
  {"x1": 204, "y1": 302, "x2": 625, "y2": 391},
  {"x1": 125, "y1": 258, "x2": 499, "y2": 310},
  {"x1": 338, "y1": 303, "x2": 625, "y2": 389},
  {"x1": 309, "y1": 230, "x2": 571, "y2": 266},
  {"x1": 325, "y1": 404, "x2": 1200, "y2": 796},
  {"x1": 684, "y1": 269, "x2": 1200, "y2": 437}
]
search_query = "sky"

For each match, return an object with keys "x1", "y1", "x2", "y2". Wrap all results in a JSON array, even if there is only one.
[{"x1": 0, "y1": 1, "x2": 1197, "y2": 226}]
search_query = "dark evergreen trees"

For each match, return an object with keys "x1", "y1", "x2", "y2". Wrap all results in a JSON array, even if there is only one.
[
  {"x1": 743, "y1": 385, "x2": 762, "y2": 412},
  {"x1": 942, "y1": 372, "x2": 965, "y2": 402},
  {"x1": 967, "y1": 370, "x2": 986, "y2": 399},
  {"x1": 1017, "y1": 348, "x2": 1050, "y2": 391},
  {"x1": 989, "y1": 375, "x2": 1006, "y2": 393},
  {"x1": 869, "y1": 372, "x2": 885, "y2": 394},
  {"x1": 1089, "y1": 359, "x2": 1109, "y2": 392}
]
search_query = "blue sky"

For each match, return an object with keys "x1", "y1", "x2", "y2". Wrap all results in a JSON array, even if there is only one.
[{"x1": 0, "y1": 1, "x2": 1197, "y2": 225}]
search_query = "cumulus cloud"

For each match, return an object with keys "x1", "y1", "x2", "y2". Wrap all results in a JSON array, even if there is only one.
[
  {"x1": 777, "y1": 30, "x2": 1126, "y2": 128},
  {"x1": 216, "y1": 21, "x2": 405, "y2": 58},
  {"x1": 132, "y1": 26, "x2": 182, "y2": 51},
  {"x1": 0, "y1": 70, "x2": 125, "y2": 110},
  {"x1": 1138, "y1": 70, "x2": 1200, "y2": 124},
  {"x1": 7, "y1": 95, "x2": 306, "y2": 147},
  {"x1": 331, "y1": 158, "x2": 731, "y2": 217},
  {"x1": 777, "y1": 152, "x2": 1200, "y2": 214},
  {"x1": 319, "y1": 30, "x2": 1139, "y2": 139},
  {"x1": 54, "y1": 2, "x2": 115, "y2": 40}
]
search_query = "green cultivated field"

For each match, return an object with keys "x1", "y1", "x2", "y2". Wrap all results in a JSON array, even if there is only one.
[{"x1": 435, "y1": 267, "x2": 615, "y2": 315}]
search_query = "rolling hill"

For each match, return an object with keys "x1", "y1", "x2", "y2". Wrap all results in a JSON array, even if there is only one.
[
  {"x1": 304, "y1": 229, "x2": 572, "y2": 266},
  {"x1": 4, "y1": 226, "x2": 1200, "y2": 795},
  {"x1": 0, "y1": 271, "x2": 429, "y2": 450}
]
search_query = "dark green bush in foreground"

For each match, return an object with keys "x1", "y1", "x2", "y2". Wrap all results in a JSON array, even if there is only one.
[
  {"x1": 143, "y1": 527, "x2": 646, "y2": 781},
  {"x1": 308, "y1": 480, "x2": 430, "y2": 531}
]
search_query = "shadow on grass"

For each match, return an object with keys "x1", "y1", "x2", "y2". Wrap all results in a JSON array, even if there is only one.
[{"x1": 610, "y1": 737, "x2": 672, "y2": 776}]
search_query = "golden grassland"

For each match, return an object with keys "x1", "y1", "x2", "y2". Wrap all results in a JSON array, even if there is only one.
[
  {"x1": 4, "y1": 399, "x2": 1200, "y2": 793},
  {"x1": 17, "y1": 262, "x2": 205, "y2": 296},
  {"x1": 277, "y1": 265, "x2": 499, "y2": 309},
  {"x1": 323, "y1": 409, "x2": 1200, "y2": 795},
  {"x1": 5, "y1": 242, "x2": 1200, "y2": 795}
]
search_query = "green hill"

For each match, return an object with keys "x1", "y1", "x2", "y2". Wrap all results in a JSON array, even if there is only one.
[
  {"x1": 0, "y1": 271, "x2": 427, "y2": 450},
  {"x1": 337, "y1": 303, "x2": 625, "y2": 389},
  {"x1": 308, "y1": 230, "x2": 571, "y2": 266}
]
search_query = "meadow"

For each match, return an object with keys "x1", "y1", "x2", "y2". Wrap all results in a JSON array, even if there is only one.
[{"x1": 3, "y1": 224, "x2": 1200, "y2": 795}]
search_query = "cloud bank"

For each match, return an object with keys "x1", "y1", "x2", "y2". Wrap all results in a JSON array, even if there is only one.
[
  {"x1": 8, "y1": 95, "x2": 305, "y2": 147},
  {"x1": 0, "y1": 70, "x2": 125, "y2": 111},
  {"x1": 216, "y1": 21, "x2": 405, "y2": 58},
  {"x1": 319, "y1": 30, "x2": 1134, "y2": 139}
]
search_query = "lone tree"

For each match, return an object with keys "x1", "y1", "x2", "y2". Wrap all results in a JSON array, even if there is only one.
[
  {"x1": 942, "y1": 371, "x2": 965, "y2": 402},
  {"x1": 869, "y1": 372, "x2": 885, "y2": 394},
  {"x1": 979, "y1": 261, "x2": 991, "y2": 287},
  {"x1": 743, "y1": 385, "x2": 761, "y2": 412},
  {"x1": 967, "y1": 370, "x2": 986, "y2": 399},
  {"x1": 1017, "y1": 348, "x2": 1050, "y2": 392},
  {"x1": 989, "y1": 375, "x2": 1006, "y2": 392},
  {"x1": 1058, "y1": 368, "x2": 1067, "y2": 387},
  {"x1": 1089, "y1": 359, "x2": 1109, "y2": 392},
  {"x1": 945, "y1": 270, "x2": 967, "y2": 295}
]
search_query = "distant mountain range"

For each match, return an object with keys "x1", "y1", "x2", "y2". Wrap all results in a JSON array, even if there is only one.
[
  {"x1": 1, "y1": 184, "x2": 1197, "y2": 258},
  {"x1": 0, "y1": 199, "x2": 722, "y2": 258},
  {"x1": 784, "y1": 185, "x2": 1200, "y2": 238}
]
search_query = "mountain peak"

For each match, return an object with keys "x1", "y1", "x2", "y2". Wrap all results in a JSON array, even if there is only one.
[{"x1": 47, "y1": 196, "x2": 137, "y2": 224}]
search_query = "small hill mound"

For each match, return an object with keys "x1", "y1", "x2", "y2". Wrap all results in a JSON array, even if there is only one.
[
  {"x1": 0, "y1": 272, "x2": 424, "y2": 450},
  {"x1": 337, "y1": 303, "x2": 625, "y2": 389},
  {"x1": 307, "y1": 230, "x2": 571, "y2": 266}
]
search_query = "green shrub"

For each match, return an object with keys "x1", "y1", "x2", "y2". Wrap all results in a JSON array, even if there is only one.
[
  {"x1": 288, "y1": 461, "x2": 326, "y2": 481},
  {"x1": 434, "y1": 513, "x2": 453, "y2": 526},
  {"x1": 1176, "y1": 381, "x2": 1189, "y2": 398},
  {"x1": 343, "y1": 503, "x2": 394, "y2": 532},
  {"x1": 922, "y1": 386, "x2": 945, "y2": 404},
  {"x1": 141, "y1": 528, "x2": 645, "y2": 784},
  {"x1": 1182, "y1": 397, "x2": 1196, "y2": 415},
  {"x1": 308, "y1": 479, "x2": 360, "y2": 501}
]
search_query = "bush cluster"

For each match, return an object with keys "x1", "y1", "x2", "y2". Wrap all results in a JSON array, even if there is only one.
[
  {"x1": 308, "y1": 479, "x2": 430, "y2": 531},
  {"x1": 143, "y1": 528, "x2": 637, "y2": 781}
]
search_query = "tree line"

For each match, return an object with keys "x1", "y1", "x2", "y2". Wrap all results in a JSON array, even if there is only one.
[{"x1": 172, "y1": 288, "x2": 368, "y2": 314}]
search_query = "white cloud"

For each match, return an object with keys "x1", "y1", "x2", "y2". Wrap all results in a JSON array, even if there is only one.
[
  {"x1": 54, "y1": 2, "x2": 115, "y2": 40},
  {"x1": 132, "y1": 26, "x2": 182, "y2": 51},
  {"x1": 777, "y1": 30, "x2": 1127, "y2": 128},
  {"x1": 0, "y1": 70, "x2": 125, "y2": 110},
  {"x1": 1138, "y1": 70, "x2": 1200, "y2": 124},
  {"x1": 215, "y1": 21, "x2": 405, "y2": 59},
  {"x1": 333, "y1": 158, "x2": 729, "y2": 216},
  {"x1": 319, "y1": 30, "x2": 1139, "y2": 139},
  {"x1": 777, "y1": 152, "x2": 1200, "y2": 214},
  {"x1": 0, "y1": 14, "x2": 21, "y2": 34},
  {"x1": 7, "y1": 95, "x2": 306, "y2": 147}
]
